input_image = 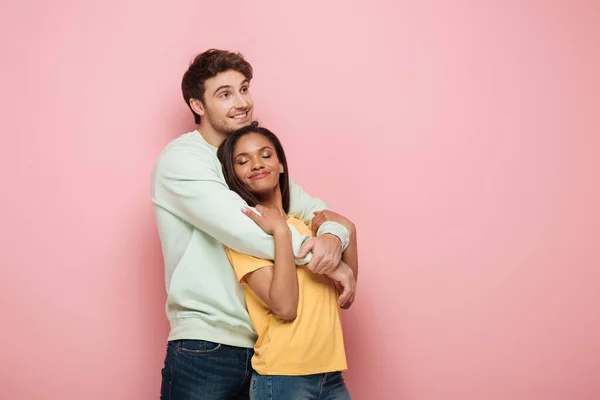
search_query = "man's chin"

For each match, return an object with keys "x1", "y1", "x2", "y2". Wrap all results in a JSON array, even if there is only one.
[{"x1": 218, "y1": 117, "x2": 254, "y2": 135}]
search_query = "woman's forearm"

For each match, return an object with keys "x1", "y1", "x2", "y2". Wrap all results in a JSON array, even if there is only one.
[{"x1": 269, "y1": 227, "x2": 299, "y2": 321}]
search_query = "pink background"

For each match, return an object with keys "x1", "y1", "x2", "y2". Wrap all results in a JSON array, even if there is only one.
[{"x1": 2, "y1": 1, "x2": 599, "y2": 399}]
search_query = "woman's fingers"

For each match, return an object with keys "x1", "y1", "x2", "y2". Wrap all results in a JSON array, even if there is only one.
[{"x1": 242, "y1": 207, "x2": 263, "y2": 225}]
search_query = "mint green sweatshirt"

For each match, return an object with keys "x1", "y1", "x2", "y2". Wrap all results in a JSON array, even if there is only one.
[{"x1": 151, "y1": 130, "x2": 349, "y2": 348}]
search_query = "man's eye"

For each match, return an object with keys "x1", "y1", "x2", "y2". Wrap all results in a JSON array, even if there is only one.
[
  {"x1": 220, "y1": 92, "x2": 230, "y2": 99},
  {"x1": 241, "y1": 86, "x2": 249, "y2": 93}
]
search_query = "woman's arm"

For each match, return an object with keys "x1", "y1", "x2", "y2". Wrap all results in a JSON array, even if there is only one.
[{"x1": 241, "y1": 205, "x2": 299, "y2": 321}]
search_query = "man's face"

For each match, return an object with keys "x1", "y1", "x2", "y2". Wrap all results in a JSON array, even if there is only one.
[{"x1": 200, "y1": 70, "x2": 254, "y2": 134}]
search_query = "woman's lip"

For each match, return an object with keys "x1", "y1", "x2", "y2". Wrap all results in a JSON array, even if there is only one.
[{"x1": 249, "y1": 171, "x2": 270, "y2": 179}]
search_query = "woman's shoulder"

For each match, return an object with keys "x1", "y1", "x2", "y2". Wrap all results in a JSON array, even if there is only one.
[{"x1": 286, "y1": 217, "x2": 313, "y2": 237}]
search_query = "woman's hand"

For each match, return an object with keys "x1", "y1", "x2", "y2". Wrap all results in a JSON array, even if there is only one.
[{"x1": 242, "y1": 204, "x2": 289, "y2": 235}]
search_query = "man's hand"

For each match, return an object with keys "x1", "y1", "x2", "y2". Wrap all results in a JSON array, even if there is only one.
[
  {"x1": 297, "y1": 234, "x2": 342, "y2": 274},
  {"x1": 326, "y1": 261, "x2": 356, "y2": 308},
  {"x1": 311, "y1": 210, "x2": 356, "y2": 236}
]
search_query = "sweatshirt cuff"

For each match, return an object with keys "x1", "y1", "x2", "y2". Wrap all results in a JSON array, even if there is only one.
[
  {"x1": 290, "y1": 224, "x2": 313, "y2": 265},
  {"x1": 316, "y1": 221, "x2": 350, "y2": 251}
]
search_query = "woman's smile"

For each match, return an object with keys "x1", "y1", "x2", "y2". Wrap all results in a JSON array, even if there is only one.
[{"x1": 248, "y1": 171, "x2": 271, "y2": 180}]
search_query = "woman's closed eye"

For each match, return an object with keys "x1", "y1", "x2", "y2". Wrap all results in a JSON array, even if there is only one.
[{"x1": 261, "y1": 150, "x2": 273, "y2": 158}]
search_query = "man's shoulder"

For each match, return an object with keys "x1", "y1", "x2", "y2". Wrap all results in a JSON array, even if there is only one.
[
  {"x1": 160, "y1": 131, "x2": 213, "y2": 156},
  {"x1": 154, "y1": 132, "x2": 217, "y2": 169}
]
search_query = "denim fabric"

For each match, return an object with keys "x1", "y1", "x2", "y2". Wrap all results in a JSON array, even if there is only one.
[
  {"x1": 160, "y1": 340, "x2": 254, "y2": 400},
  {"x1": 249, "y1": 371, "x2": 351, "y2": 400}
]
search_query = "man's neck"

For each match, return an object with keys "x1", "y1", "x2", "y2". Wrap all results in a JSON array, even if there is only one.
[{"x1": 196, "y1": 123, "x2": 227, "y2": 148}]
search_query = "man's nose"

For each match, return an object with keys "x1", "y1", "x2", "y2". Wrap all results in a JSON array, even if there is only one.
[{"x1": 234, "y1": 93, "x2": 249, "y2": 108}]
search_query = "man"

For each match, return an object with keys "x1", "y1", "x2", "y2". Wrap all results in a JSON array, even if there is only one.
[{"x1": 152, "y1": 49, "x2": 356, "y2": 400}]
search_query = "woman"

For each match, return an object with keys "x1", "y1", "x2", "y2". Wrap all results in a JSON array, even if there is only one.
[{"x1": 217, "y1": 122, "x2": 358, "y2": 400}]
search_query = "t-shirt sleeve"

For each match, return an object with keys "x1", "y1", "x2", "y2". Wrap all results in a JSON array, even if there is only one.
[{"x1": 224, "y1": 246, "x2": 274, "y2": 284}]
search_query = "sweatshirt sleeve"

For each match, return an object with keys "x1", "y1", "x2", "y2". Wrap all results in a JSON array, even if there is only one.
[
  {"x1": 152, "y1": 144, "x2": 313, "y2": 263},
  {"x1": 288, "y1": 176, "x2": 350, "y2": 251}
]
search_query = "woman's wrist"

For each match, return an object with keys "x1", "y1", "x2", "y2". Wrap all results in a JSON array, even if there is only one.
[{"x1": 272, "y1": 223, "x2": 291, "y2": 238}]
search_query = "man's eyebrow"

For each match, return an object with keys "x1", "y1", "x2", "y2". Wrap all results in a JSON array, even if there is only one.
[
  {"x1": 213, "y1": 80, "x2": 250, "y2": 97},
  {"x1": 213, "y1": 85, "x2": 233, "y2": 96}
]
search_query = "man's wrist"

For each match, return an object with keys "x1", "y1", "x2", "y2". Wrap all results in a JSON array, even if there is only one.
[
  {"x1": 323, "y1": 233, "x2": 342, "y2": 246},
  {"x1": 316, "y1": 221, "x2": 349, "y2": 251}
]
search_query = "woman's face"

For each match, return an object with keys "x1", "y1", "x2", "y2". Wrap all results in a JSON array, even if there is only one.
[{"x1": 232, "y1": 132, "x2": 283, "y2": 195}]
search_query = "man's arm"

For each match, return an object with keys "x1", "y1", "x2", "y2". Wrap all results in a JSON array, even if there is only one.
[
  {"x1": 313, "y1": 210, "x2": 359, "y2": 279},
  {"x1": 152, "y1": 146, "x2": 310, "y2": 261},
  {"x1": 312, "y1": 210, "x2": 359, "y2": 308},
  {"x1": 243, "y1": 205, "x2": 355, "y2": 309},
  {"x1": 343, "y1": 228, "x2": 359, "y2": 280},
  {"x1": 288, "y1": 176, "x2": 350, "y2": 251}
]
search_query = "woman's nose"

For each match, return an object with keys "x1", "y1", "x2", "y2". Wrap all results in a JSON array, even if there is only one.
[{"x1": 251, "y1": 159, "x2": 264, "y2": 170}]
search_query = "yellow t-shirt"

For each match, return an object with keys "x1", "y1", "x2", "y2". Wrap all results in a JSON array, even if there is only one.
[{"x1": 224, "y1": 217, "x2": 347, "y2": 376}]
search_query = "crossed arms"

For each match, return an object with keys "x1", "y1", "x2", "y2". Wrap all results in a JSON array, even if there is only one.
[{"x1": 153, "y1": 146, "x2": 357, "y2": 303}]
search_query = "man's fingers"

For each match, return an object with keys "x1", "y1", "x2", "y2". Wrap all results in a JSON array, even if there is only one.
[
  {"x1": 316, "y1": 253, "x2": 338, "y2": 275},
  {"x1": 312, "y1": 256, "x2": 329, "y2": 274},
  {"x1": 337, "y1": 285, "x2": 349, "y2": 305},
  {"x1": 298, "y1": 238, "x2": 315, "y2": 259},
  {"x1": 337, "y1": 282, "x2": 352, "y2": 306},
  {"x1": 347, "y1": 286, "x2": 356, "y2": 305},
  {"x1": 339, "y1": 275, "x2": 356, "y2": 307},
  {"x1": 322, "y1": 256, "x2": 340, "y2": 275},
  {"x1": 344, "y1": 285, "x2": 357, "y2": 308},
  {"x1": 311, "y1": 216, "x2": 321, "y2": 235},
  {"x1": 306, "y1": 253, "x2": 323, "y2": 272},
  {"x1": 334, "y1": 281, "x2": 343, "y2": 294}
]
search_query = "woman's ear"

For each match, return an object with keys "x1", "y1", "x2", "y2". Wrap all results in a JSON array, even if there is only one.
[{"x1": 279, "y1": 163, "x2": 285, "y2": 173}]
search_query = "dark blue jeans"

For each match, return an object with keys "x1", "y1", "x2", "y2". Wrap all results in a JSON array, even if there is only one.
[
  {"x1": 249, "y1": 371, "x2": 351, "y2": 400},
  {"x1": 160, "y1": 340, "x2": 254, "y2": 400}
]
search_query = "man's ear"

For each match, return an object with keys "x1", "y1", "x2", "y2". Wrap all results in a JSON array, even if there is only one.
[{"x1": 189, "y1": 98, "x2": 205, "y2": 117}]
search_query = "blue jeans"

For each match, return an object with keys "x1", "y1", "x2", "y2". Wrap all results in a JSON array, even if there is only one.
[
  {"x1": 249, "y1": 371, "x2": 351, "y2": 400},
  {"x1": 160, "y1": 340, "x2": 254, "y2": 400}
]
